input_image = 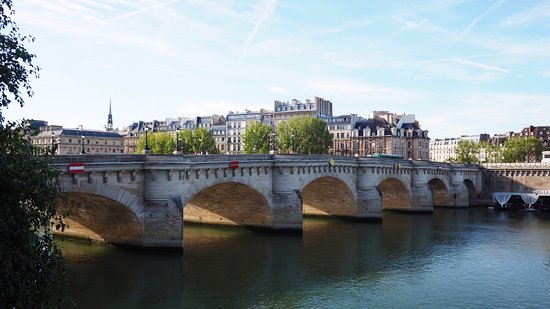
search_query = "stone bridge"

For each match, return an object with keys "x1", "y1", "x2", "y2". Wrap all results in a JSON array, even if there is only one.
[{"x1": 52, "y1": 154, "x2": 482, "y2": 249}]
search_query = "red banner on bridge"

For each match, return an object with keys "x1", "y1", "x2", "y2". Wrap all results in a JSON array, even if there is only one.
[
  {"x1": 69, "y1": 163, "x2": 84, "y2": 173},
  {"x1": 229, "y1": 161, "x2": 239, "y2": 169}
]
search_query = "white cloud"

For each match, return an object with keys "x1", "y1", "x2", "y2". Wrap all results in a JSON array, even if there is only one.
[
  {"x1": 267, "y1": 85, "x2": 289, "y2": 94},
  {"x1": 302, "y1": 78, "x2": 428, "y2": 104},
  {"x1": 501, "y1": 2, "x2": 550, "y2": 26},
  {"x1": 419, "y1": 57, "x2": 507, "y2": 81}
]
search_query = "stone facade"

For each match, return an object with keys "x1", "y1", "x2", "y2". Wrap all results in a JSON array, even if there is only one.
[{"x1": 32, "y1": 128, "x2": 123, "y2": 155}]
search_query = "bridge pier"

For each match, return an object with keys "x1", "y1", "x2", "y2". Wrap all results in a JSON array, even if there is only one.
[
  {"x1": 410, "y1": 164, "x2": 434, "y2": 212},
  {"x1": 449, "y1": 183, "x2": 469, "y2": 207},
  {"x1": 357, "y1": 168, "x2": 383, "y2": 220},
  {"x1": 410, "y1": 183, "x2": 434, "y2": 212},
  {"x1": 142, "y1": 197, "x2": 184, "y2": 249},
  {"x1": 271, "y1": 166, "x2": 303, "y2": 231},
  {"x1": 271, "y1": 190, "x2": 303, "y2": 231}
]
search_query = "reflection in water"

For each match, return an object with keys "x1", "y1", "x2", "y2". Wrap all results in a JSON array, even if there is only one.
[{"x1": 60, "y1": 208, "x2": 550, "y2": 308}]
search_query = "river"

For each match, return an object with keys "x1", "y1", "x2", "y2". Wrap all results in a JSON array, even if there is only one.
[{"x1": 59, "y1": 208, "x2": 550, "y2": 308}]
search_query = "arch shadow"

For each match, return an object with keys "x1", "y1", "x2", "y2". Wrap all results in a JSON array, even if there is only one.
[
  {"x1": 56, "y1": 192, "x2": 144, "y2": 246},
  {"x1": 183, "y1": 182, "x2": 273, "y2": 229},
  {"x1": 463, "y1": 179, "x2": 477, "y2": 206},
  {"x1": 301, "y1": 176, "x2": 357, "y2": 218},
  {"x1": 428, "y1": 178, "x2": 450, "y2": 207},
  {"x1": 378, "y1": 177, "x2": 411, "y2": 211}
]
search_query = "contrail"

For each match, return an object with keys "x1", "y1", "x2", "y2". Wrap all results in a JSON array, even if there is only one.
[
  {"x1": 446, "y1": 0, "x2": 505, "y2": 50},
  {"x1": 41, "y1": 0, "x2": 180, "y2": 37},
  {"x1": 242, "y1": 0, "x2": 277, "y2": 56}
]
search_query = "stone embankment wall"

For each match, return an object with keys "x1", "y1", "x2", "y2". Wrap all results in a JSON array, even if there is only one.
[{"x1": 481, "y1": 163, "x2": 550, "y2": 199}]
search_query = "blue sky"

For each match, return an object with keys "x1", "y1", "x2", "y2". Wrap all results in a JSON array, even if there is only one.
[{"x1": 4, "y1": 0, "x2": 550, "y2": 138}]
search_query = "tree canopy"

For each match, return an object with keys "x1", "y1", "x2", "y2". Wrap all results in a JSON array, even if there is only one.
[
  {"x1": 455, "y1": 139, "x2": 480, "y2": 164},
  {"x1": 176, "y1": 128, "x2": 218, "y2": 154},
  {"x1": 277, "y1": 116, "x2": 331, "y2": 155},
  {"x1": 502, "y1": 137, "x2": 542, "y2": 163},
  {"x1": 242, "y1": 121, "x2": 274, "y2": 154},
  {"x1": 136, "y1": 131, "x2": 176, "y2": 154}
]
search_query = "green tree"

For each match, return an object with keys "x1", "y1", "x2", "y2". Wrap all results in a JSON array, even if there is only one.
[
  {"x1": 136, "y1": 131, "x2": 176, "y2": 154},
  {"x1": 1, "y1": 1, "x2": 68, "y2": 306},
  {"x1": 455, "y1": 139, "x2": 480, "y2": 164},
  {"x1": 502, "y1": 137, "x2": 542, "y2": 163},
  {"x1": 242, "y1": 121, "x2": 273, "y2": 154},
  {"x1": 177, "y1": 128, "x2": 218, "y2": 154},
  {"x1": 277, "y1": 116, "x2": 331, "y2": 155},
  {"x1": 0, "y1": 0, "x2": 39, "y2": 118},
  {"x1": 480, "y1": 141, "x2": 503, "y2": 163}
]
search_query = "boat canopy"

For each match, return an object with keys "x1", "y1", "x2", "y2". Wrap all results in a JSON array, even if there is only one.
[{"x1": 492, "y1": 192, "x2": 539, "y2": 207}]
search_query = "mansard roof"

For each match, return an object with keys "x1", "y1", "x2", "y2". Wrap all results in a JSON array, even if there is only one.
[
  {"x1": 355, "y1": 118, "x2": 391, "y2": 136},
  {"x1": 61, "y1": 129, "x2": 122, "y2": 138}
]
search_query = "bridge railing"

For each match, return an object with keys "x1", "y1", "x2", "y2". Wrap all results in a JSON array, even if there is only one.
[
  {"x1": 482, "y1": 162, "x2": 550, "y2": 169},
  {"x1": 52, "y1": 154, "x2": 146, "y2": 164}
]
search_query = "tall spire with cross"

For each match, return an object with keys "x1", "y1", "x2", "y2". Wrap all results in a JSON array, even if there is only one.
[{"x1": 106, "y1": 100, "x2": 113, "y2": 131}]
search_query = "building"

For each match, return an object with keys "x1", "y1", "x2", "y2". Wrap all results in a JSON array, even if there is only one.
[
  {"x1": 340, "y1": 112, "x2": 429, "y2": 159},
  {"x1": 225, "y1": 110, "x2": 274, "y2": 154},
  {"x1": 196, "y1": 115, "x2": 225, "y2": 130},
  {"x1": 32, "y1": 128, "x2": 124, "y2": 155},
  {"x1": 273, "y1": 97, "x2": 333, "y2": 127},
  {"x1": 510, "y1": 125, "x2": 550, "y2": 150},
  {"x1": 326, "y1": 114, "x2": 361, "y2": 156},
  {"x1": 212, "y1": 121, "x2": 227, "y2": 154},
  {"x1": 429, "y1": 138, "x2": 460, "y2": 162},
  {"x1": 429, "y1": 134, "x2": 491, "y2": 163}
]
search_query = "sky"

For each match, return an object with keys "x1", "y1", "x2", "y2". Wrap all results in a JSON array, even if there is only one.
[{"x1": 3, "y1": 0, "x2": 550, "y2": 139}]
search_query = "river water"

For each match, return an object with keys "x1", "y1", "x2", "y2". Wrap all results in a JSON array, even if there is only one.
[{"x1": 59, "y1": 208, "x2": 550, "y2": 308}]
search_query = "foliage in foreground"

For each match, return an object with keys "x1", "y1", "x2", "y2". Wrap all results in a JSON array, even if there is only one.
[
  {"x1": 0, "y1": 123, "x2": 68, "y2": 308},
  {"x1": 1, "y1": 1, "x2": 68, "y2": 307}
]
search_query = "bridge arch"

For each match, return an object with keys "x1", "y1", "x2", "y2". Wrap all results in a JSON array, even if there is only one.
[
  {"x1": 300, "y1": 176, "x2": 357, "y2": 217},
  {"x1": 183, "y1": 181, "x2": 272, "y2": 228},
  {"x1": 377, "y1": 177, "x2": 411, "y2": 210},
  {"x1": 428, "y1": 177, "x2": 450, "y2": 207},
  {"x1": 463, "y1": 179, "x2": 477, "y2": 205},
  {"x1": 58, "y1": 181, "x2": 147, "y2": 222},
  {"x1": 56, "y1": 192, "x2": 144, "y2": 245}
]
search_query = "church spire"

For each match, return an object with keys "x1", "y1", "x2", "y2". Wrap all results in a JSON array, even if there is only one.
[{"x1": 106, "y1": 99, "x2": 113, "y2": 131}]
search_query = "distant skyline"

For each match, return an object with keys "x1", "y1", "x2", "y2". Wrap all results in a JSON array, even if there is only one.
[{"x1": 4, "y1": 0, "x2": 550, "y2": 138}]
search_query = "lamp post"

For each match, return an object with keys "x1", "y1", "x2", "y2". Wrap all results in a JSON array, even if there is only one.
[
  {"x1": 144, "y1": 128, "x2": 150, "y2": 151},
  {"x1": 51, "y1": 132, "x2": 56, "y2": 154},
  {"x1": 81, "y1": 135, "x2": 85, "y2": 154},
  {"x1": 176, "y1": 129, "x2": 180, "y2": 154},
  {"x1": 291, "y1": 134, "x2": 295, "y2": 154},
  {"x1": 271, "y1": 132, "x2": 276, "y2": 154}
]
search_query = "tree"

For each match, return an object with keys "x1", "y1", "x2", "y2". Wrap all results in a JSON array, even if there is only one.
[
  {"x1": 136, "y1": 131, "x2": 176, "y2": 154},
  {"x1": 502, "y1": 137, "x2": 542, "y2": 163},
  {"x1": 242, "y1": 121, "x2": 273, "y2": 154},
  {"x1": 176, "y1": 128, "x2": 218, "y2": 155},
  {"x1": 277, "y1": 116, "x2": 331, "y2": 155},
  {"x1": 1, "y1": 1, "x2": 68, "y2": 306},
  {"x1": 0, "y1": 0, "x2": 39, "y2": 120},
  {"x1": 455, "y1": 139, "x2": 480, "y2": 164}
]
